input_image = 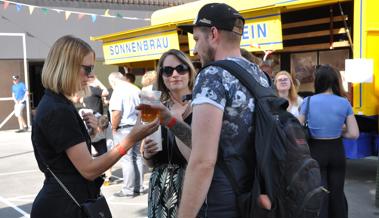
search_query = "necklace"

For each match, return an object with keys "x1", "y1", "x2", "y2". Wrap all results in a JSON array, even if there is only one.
[{"x1": 169, "y1": 93, "x2": 188, "y2": 106}]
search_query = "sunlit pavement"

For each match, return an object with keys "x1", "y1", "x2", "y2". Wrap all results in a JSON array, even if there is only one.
[
  {"x1": 0, "y1": 130, "x2": 149, "y2": 218},
  {"x1": 0, "y1": 129, "x2": 379, "y2": 217}
]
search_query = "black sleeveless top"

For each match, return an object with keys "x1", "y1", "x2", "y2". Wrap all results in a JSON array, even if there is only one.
[{"x1": 151, "y1": 114, "x2": 191, "y2": 167}]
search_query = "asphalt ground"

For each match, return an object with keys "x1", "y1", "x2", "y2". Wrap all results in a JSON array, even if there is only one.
[{"x1": 0, "y1": 129, "x2": 379, "y2": 218}]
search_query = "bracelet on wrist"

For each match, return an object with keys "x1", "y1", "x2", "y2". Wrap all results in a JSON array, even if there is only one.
[
  {"x1": 142, "y1": 151, "x2": 153, "y2": 160},
  {"x1": 166, "y1": 117, "x2": 177, "y2": 129},
  {"x1": 117, "y1": 144, "x2": 127, "y2": 156}
]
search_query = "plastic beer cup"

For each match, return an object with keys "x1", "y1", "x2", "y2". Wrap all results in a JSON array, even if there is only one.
[{"x1": 140, "y1": 90, "x2": 161, "y2": 123}]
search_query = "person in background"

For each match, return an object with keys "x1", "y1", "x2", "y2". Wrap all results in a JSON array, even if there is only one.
[
  {"x1": 31, "y1": 35, "x2": 159, "y2": 218},
  {"x1": 141, "y1": 70, "x2": 158, "y2": 91},
  {"x1": 274, "y1": 71, "x2": 303, "y2": 117},
  {"x1": 260, "y1": 61, "x2": 273, "y2": 80},
  {"x1": 90, "y1": 115, "x2": 112, "y2": 157},
  {"x1": 240, "y1": 48, "x2": 263, "y2": 66},
  {"x1": 11, "y1": 75, "x2": 28, "y2": 133},
  {"x1": 298, "y1": 64, "x2": 359, "y2": 218},
  {"x1": 82, "y1": 75, "x2": 109, "y2": 156},
  {"x1": 109, "y1": 70, "x2": 145, "y2": 198},
  {"x1": 142, "y1": 49, "x2": 195, "y2": 218},
  {"x1": 83, "y1": 75, "x2": 109, "y2": 115},
  {"x1": 105, "y1": 72, "x2": 122, "y2": 123},
  {"x1": 125, "y1": 73, "x2": 136, "y2": 84},
  {"x1": 177, "y1": 3, "x2": 271, "y2": 217},
  {"x1": 91, "y1": 115, "x2": 114, "y2": 186}
]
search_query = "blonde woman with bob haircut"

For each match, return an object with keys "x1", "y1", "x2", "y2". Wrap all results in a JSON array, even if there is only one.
[
  {"x1": 31, "y1": 35, "x2": 159, "y2": 218},
  {"x1": 274, "y1": 70, "x2": 303, "y2": 117}
]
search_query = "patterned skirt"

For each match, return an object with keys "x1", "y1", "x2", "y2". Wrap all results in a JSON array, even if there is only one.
[{"x1": 147, "y1": 164, "x2": 185, "y2": 218}]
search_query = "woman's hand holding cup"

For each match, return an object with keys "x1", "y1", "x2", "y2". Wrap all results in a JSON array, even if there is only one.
[
  {"x1": 121, "y1": 113, "x2": 160, "y2": 151},
  {"x1": 142, "y1": 138, "x2": 160, "y2": 159},
  {"x1": 136, "y1": 102, "x2": 173, "y2": 126}
]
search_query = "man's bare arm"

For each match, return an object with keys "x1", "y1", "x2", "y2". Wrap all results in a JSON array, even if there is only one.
[
  {"x1": 111, "y1": 110, "x2": 122, "y2": 132},
  {"x1": 178, "y1": 104, "x2": 222, "y2": 217},
  {"x1": 168, "y1": 121, "x2": 192, "y2": 148}
]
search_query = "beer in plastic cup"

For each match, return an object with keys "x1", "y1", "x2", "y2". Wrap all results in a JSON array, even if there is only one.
[
  {"x1": 146, "y1": 126, "x2": 162, "y2": 151},
  {"x1": 140, "y1": 90, "x2": 161, "y2": 123}
]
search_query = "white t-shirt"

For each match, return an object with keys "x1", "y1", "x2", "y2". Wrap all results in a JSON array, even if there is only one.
[
  {"x1": 288, "y1": 96, "x2": 303, "y2": 117},
  {"x1": 109, "y1": 81, "x2": 140, "y2": 126}
]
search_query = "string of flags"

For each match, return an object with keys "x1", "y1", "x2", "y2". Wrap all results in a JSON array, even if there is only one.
[{"x1": 0, "y1": 0, "x2": 151, "y2": 23}]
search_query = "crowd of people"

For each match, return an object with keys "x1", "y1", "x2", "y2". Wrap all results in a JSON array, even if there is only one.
[{"x1": 29, "y1": 3, "x2": 359, "y2": 218}]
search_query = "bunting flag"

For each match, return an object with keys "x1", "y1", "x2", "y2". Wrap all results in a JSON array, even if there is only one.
[
  {"x1": 15, "y1": 3, "x2": 21, "y2": 12},
  {"x1": 28, "y1": 5, "x2": 35, "y2": 15},
  {"x1": 0, "y1": 0, "x2": 151, "y2": 22},
  {"x1": 78, "y1": 13, "x2": 85, "y2": 20},
  {"x1": 104, "y1": 9, "x2": 110, "y2": 17},
  {"x1": 53, "y1": 9, "x2": 63, "y2": 13},
  {"x1": 116, "y1": 13, "x2": 123, "y2": 18},
  {"x1": 3, "y1": 0, "x2": 9, "y2": 9},
  {"x1": 65, "y1": 11, "x2": 71, "y2": 20},
  {"x1": 91, "y1": 14, "x2": 97, "y2": 23},
  {"x1": 41, "y1": 8, "x2": 48, "y2": 15}
]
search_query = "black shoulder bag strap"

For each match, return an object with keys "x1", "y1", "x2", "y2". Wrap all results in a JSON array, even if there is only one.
[
  {"x1": 305, "y1": 96, "x2": 311, "y2": 125},
  {"x1": 207, "y1": 59, "x2": 273, "y2": 204}
]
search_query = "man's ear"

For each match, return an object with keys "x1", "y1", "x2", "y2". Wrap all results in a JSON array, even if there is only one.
[{"x1": 209, "y1": 27, "x2": 221, "y2": 44}]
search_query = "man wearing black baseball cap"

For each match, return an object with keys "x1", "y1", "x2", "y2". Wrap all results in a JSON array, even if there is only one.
[
  {"x1": 178, "y1": 3, "x2": 245, "y2": 66},
  {"x1": 178, "y1": 3, "x2": 271, "y2": 218}
]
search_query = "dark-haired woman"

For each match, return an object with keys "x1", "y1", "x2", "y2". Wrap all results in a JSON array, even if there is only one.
[
  {"x1": 141, "y1": 49, "x2": 196, "y2": 218},
  {"x1": 298, "y1": 65, "x2": 359, "y2": 218}
]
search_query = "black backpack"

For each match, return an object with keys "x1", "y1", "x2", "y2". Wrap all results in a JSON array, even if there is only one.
[{"x1": 207, "y1": 60, "x2": 328, "y2": 218}]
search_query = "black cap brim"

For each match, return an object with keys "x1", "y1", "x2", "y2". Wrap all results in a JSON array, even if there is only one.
[{"x1": 178, "y1": 24, "x2": 195, "y2": 34}]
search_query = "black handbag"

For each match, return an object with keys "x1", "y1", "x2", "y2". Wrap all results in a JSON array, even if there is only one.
[
  {"x1": 303, "y1": 96, "x2": 312, "y2": 140},
  {"x1": 46, "y1": 166, "x2": 112, "y2": 218},
  {"x1": 81, "y1": 195, "x2": 112, "y2": 218}
]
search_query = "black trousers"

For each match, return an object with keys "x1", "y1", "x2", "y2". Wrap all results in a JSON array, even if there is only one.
[{"x1": 309, "y1": 138, "x2": 348, "y2": 218}]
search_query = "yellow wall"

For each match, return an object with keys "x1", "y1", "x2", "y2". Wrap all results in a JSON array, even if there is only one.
[{"x1": 352, "y1": 0, "x2": 379, "y2": 116}]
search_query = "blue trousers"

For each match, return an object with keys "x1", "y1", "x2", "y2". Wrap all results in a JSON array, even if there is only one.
[{"x1": 114, "y1": 127, "x2": 144, "y2": 195}]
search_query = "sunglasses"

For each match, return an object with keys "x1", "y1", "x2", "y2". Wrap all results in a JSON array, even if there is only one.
[
  {"x1": 160, "y1": 64, "x2": 189, "y2": 77},
  {"x1": 277, "y1": 78, "x2": 289, "y2": 82},
  {"x1": 81, "y1": 65, "x2": 94, "y2": 76}
]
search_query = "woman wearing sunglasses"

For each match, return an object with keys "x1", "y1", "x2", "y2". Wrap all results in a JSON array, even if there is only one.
[
  {"x1": 30, "y1": 35, "x2": 159, "y2": 218},
  {"x1": 274, "y1": 70, "x2": 303, "y2": 117},
  {"x1": 141, "y1": 49, "x2": 196, "y2": 218}
]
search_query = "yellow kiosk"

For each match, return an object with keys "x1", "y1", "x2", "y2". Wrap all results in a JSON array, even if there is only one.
[{"x1": 93, "y1": 0, "x2": 379, "y2": 155}]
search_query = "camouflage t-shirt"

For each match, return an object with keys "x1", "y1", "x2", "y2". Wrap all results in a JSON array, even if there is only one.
[{"x1": 192, "y1": 57, "x2": 269, "y2": 217}]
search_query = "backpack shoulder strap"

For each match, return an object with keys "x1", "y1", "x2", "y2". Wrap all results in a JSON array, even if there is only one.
[{"x1": 206, "y1": 59, "x2": 274, "y2": 99}]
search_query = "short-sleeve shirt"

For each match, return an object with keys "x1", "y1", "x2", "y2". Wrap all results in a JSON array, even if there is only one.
[
  {"x1": 192, "y1": 57, "x2": 269, "y2": 217},
  {"x1": 32, "y1": 90, "x2": 91, "y2": 175},
  {"x1": 12, "y1": 82, "x2": 26, "y2": 101},
  {"x1": 288, "y1": 96, "x2": 303, "y2": 117},
  {"x1": 109, "y1": 82, "x2": 140, "y2": 126},
  {"x1": 300, "y1": 93, "x2": 353, "y2": 139},
  {"x1": 83, "y1": 86, "x2": 104, "y2": 114}
]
